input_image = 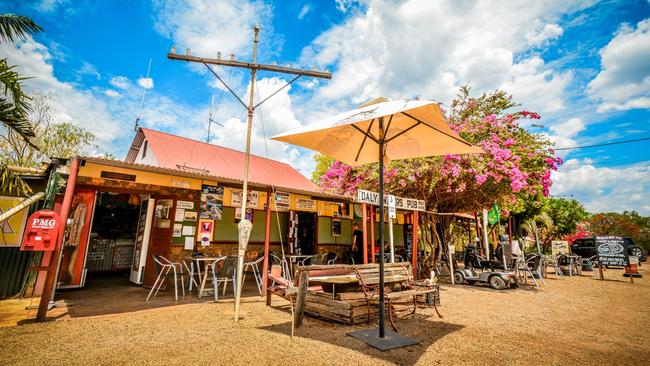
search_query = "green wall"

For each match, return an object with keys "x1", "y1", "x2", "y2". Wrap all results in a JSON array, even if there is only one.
[
  {"x1": 213, "y1": 207, "x2": 288, "y2": 243},
  {"x1": 317, "y1": 217, "x2": 352, "y2": 244}
]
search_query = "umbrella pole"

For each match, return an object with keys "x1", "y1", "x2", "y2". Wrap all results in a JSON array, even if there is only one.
[{"x1": 378, "y1": 122, "x2": 386, "y2": 338}]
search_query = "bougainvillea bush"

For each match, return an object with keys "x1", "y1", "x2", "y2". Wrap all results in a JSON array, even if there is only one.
[{"x1": 316, "y1": 86, "x2": 563, "y2": 216}]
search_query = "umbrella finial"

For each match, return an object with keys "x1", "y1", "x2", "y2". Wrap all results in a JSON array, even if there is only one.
[{"x1": 357, "y1": 97, "x2": 390, "y2": 108}]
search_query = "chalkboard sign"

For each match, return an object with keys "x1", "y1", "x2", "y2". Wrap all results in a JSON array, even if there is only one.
[
  {"x1": 596, "y1": 236, "x2": 629, "y2": 267},
  {"x1": 404, "y1": 224, "x2": 413, "y2": 260}
]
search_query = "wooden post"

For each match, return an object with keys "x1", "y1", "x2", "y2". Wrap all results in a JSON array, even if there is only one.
[
  {"x1": 412, "y1": 210, "x2": 419, "y2": 278},
  {"x1": 36, "y1": 158, "x2": 79, "y2": 321},
  {"x1": 262, "y1": 187, "x2": 272, "y2": 299},
  {"x1": 361, "y1": 203, "x2": 368, "y2": 264},
  {"x1": 370, "y1": 206, "x2": 375, "y2": 264},
  {"x1": 294, "y1": 270, "x2": 309, "y2": 328},
  {"x1": 474, "y1": 212, "x2": 482, "y2": 255}
]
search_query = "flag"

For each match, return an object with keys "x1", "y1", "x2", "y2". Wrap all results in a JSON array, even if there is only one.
[{"x1": 488, "y1": 203, "x2": 500, "y2": 225}]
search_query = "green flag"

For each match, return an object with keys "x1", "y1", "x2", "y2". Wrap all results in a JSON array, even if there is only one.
[{"x1": 487, "y1": 203, "x2": 500, "y2": 226}]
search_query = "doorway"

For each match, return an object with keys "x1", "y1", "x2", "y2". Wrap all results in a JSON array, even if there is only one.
[
  {"x1": 83, "y1": 192, "x2": 140, "y2": 288},
  {"x1": 297, "y1": 212, "x2": 316, "y2": 255}
]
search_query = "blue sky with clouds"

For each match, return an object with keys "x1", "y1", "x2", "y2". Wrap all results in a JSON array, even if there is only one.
[{"x1": 1, "y1": 0, "x2": 649, "y2": 214}]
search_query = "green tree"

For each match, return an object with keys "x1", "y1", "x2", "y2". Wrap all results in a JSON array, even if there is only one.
[
  {"x1": 0, "y1": 14, "x2": 42, "y2": 196},
  {"x1": 1, "y1": 93, "x2": 97, "y2": 167},
  {"x1": 588, "y1": 211, "x2": 649, "y2": 250},
  {"x1": 311, "y1": 153, "x2": 335, "y2": 184}
]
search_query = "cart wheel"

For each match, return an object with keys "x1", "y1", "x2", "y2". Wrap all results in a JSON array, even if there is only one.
[
  {"x1": 453, "y1": 272, "x2": 465, "y2": 285},
  {"x1": 489, "y1": 275, "x2": 506, "y2": 290}
]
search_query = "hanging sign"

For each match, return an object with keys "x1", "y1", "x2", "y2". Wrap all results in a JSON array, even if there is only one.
[
  {"x1": 356, "y1": 189, "x2": 426, "y2": 211},
  {"x1": 230, "y1": 189, "x2": 259, "y2": 208},
  {"x1": 274, "y1": 191, "x2": 290, "y2": 211},
  {"x1": 388, "y1": 195, "x2": 396, "y2": 219},
  {"x1": 294, "y1": 196, "x2": 317, "y2": 211}
]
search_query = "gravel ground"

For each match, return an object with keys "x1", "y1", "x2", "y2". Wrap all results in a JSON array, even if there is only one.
[{"x1": 1, "y1": 267, "x2": 648, "y2": 365}]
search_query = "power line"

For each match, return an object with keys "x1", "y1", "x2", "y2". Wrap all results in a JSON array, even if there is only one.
[{"x1": 555, "y1": 136, "x2": 650, "y2": 151}]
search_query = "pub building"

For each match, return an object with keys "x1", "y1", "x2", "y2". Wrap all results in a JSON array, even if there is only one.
[{"x1": 12, "y1": 128, "x2": 422, "y2": 302}]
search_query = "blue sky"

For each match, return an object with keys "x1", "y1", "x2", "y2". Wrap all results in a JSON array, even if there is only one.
[{"x1": 1, "y1": 0, "x2": 649, "y2": 214}]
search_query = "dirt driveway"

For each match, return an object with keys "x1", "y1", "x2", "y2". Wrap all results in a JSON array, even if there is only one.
[{"x1": 1, "y1": 267, "x2": 648, "y2": 365}]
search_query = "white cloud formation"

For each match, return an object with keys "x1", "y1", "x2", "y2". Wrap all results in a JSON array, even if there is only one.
[
  {"x1": 109, "y1": 76, "x2": 130, "y2": 90},
  {"x1": 552, "y1": 160, "x2": 650, "y2": 215},
  {"x1": 137, "y1": 77, "x2": 154, "y2": 89},
  {"x1": 208, "y1": 77, "x2": 315, "y2": 177},
  {"x1": 587, "y1": 18, "x2": 650, "y2": 112},
  {"x1": 104, "y1": 89, "x2": 121, "y2": 98},
  {"x1": 152, "y1": 0, "x2": 272, "y2": 60},
  {"x1": 298, "y1": 4, "x2": 311, "y2": 19},
  {"x1": 0, "y1": 36, "x2": 122, "y2": 146},
  {"x1": 33, "y1": 0, "x2": 70, "y2": 13},
  {"x1": 300, "y1": 0, "x2": 585, "y2": 116},
  {"x1": 545, "y1": 117, "x2": 585, "y2": 158}
]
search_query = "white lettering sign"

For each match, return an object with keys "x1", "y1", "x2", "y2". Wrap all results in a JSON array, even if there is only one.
[{"x1": 356, "y1": 189, "x2": 426, "y2": 212}]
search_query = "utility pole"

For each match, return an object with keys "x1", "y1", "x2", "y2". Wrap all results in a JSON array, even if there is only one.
[{"x1": 168, "y1": 26, "x2": 331, "y2": 321}]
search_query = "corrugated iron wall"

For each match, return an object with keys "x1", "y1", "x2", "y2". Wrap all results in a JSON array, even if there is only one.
[{"x1": 0, "y1": 247, "x2": 35, "y2": 299}]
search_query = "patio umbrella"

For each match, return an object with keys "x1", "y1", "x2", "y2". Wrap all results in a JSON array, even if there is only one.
[{"x1": 272, "y1": 98, "x2": 482, "y2": 346}]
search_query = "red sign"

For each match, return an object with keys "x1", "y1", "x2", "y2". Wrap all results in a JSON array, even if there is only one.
[{"x1": 20, "y1": 210, "x2": 61, "y2": 251}]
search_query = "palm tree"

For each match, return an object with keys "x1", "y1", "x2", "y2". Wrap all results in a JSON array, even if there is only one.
[
  {"x1": 521, "y1": 212, "x2": 554, "y2": 254},
  {"x1": 0, "y1": 14, "x2": 43, "y2": 196}
]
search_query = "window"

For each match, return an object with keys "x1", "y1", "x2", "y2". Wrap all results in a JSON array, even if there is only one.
[{"x1": 142, "y1": 140, "x2": 148, "y2": 159}]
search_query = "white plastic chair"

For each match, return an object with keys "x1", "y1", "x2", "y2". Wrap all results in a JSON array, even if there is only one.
[
  {"x1": 146, "y1": 255, "x2": 185, "y2": 301},
  {"x1": 243, "y1": 255, "x2": 264, "y2": 295}
]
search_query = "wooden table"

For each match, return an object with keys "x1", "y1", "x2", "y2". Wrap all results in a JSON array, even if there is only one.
[{"x1": 309, "y1": 274, "x2": 359, "y2": 299}]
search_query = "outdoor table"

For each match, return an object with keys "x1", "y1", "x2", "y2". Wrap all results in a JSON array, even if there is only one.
[
  {"x1": 186, "y1": 256, "x2": 224, "y2": 294},
  {"x1": 308, "y1": 274, "x2": 359, "y2": 299}
]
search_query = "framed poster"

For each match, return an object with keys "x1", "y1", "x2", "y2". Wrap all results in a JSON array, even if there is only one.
[
  {"x1": 235, "y1": 207, "x2": 254, "y2": 223},
  {"x1": 199, "y1": 219, "x2": 214, "y2": 247},
  {"x1": 230, "y1": 189, "x2": 259, "y2": 208},
  {"x1": 200, "y1": 185, "x2": 223, "y2": 220},
  {"x1": 184, "y1": 211, "x2": 197, "y2": 221},
  {"x1": 274, "y1": 191, "x2": 290, "y2": 211},
  {"x1": 332, "y1": 219, "x2": 342, "y2": 237},
  {"x1": 176, "y1": 200, "x2": 194, "y2": 210}
]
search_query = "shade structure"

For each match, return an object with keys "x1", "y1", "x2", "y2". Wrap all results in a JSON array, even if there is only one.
[
  {"x1": 272, "y1": 99, "x2": 483, "y2": 166},
  {"x1": 272, "y1": 98, "x2": 483, "y2": 344}
]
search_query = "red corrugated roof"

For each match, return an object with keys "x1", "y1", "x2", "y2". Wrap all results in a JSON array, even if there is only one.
[{"x1": 135, "y1": 128, "x2": 318, "y2": 193}]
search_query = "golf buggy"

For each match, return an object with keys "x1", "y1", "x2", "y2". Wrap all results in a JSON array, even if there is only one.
[{"x1": 453, "y1": 244, "x2": 517, "y2": 290}]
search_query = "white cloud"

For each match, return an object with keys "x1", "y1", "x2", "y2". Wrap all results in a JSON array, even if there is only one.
[
  {"x1": 587, "y1": 18, "x2": 650, "y2": 112},
  {"x1": 545, "y1": 117, "x2": 585, "y2": 158},
  {"x1": 0, "y1": 36, "x2": 122, "y2": 146},
  {"x1": 551, "y1": 160, "x2": 650, "y2": 215},
  {"x1": 526, "y1": 23, "x2": 564, "y2": 46},
  {"x1": 109, "y1": 76, "x2": 131, "y2": 90},
  {"x1": 152, "y1": 0, "x2": 272, "y2": 60},
  {"x1": 33, "y1": 0, "x2": 70, "y2": 13},
  {"x1": 208, "y1": 77, "x2": 315, "y2": 177},
  {"x1": 104, "y1": 89, "x2": 121, "y2": 98},
  {"x1": 300, "y1": 0, "x2": 587, "y2": 115},
  {"x1": 298, "y1": 4, "x2": 311, "y2": 19},
  {"x1": 77, "y1": 61, "x2": 101, "y2": 80},
  {"x1": 137, "y1": 77, "x2": 154, "y2": 89}
]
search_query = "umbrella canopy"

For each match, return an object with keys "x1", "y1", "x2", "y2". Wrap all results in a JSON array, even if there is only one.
[
  {"x1": 271, "y1": 97, "x2": 483, "y2": 343},
  {"x1": 272, "y1": 99, "x2": 483, "y2": 167}
]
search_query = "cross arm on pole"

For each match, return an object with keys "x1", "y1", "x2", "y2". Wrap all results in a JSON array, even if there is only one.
[{"x1": 168, "y1": 53, "x2": 332, "y2": 79}]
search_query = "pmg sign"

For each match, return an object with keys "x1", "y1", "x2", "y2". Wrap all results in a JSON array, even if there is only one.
[{"x1": 20, "y1": 210, "x2": 61, "y2": 251}]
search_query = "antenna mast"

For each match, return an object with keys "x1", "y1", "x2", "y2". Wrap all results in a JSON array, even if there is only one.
[{"x1": 134, "y1": 58, "x2": 152, "y2": 131}]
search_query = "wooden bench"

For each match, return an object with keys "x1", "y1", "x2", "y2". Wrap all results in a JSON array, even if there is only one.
[{"x1": 354, "y1": 262, "x2": 442, "y2": 332}]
